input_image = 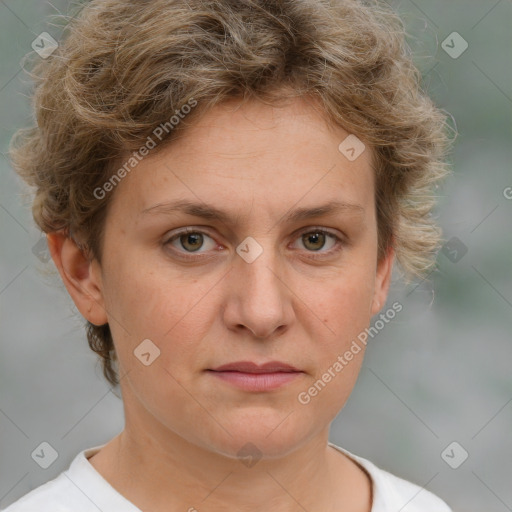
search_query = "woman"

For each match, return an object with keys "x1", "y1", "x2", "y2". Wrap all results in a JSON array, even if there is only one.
[{"x1": 5, "y1": 0, "x2": 453, "y2": 510}]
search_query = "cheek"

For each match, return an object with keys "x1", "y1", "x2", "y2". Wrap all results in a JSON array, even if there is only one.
[
  {"x1": 296, "y1": 279, "x2": 373, "y2": 422},
  {"x1": 102, "y1": 257, "x2": 216, "y2": 368},
  {"x1": 312, "y1": 269, "x2": 375, "y2": 348}
]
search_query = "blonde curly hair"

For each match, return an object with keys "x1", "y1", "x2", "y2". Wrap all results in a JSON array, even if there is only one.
[{"x1": 9, "y1": 0, "x2": 454, "y2": 386}]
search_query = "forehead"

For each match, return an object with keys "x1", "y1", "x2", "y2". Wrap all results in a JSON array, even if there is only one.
[
  {"x1": 108, "y1": 97, "x2": 375, "y2": 222},
  {"x1": 153, "y1": 96, "x2": 371, "y2": 168}
]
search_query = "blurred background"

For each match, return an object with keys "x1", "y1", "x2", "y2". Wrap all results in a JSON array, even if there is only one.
[{"x1": 0, "y1": 1, "x2": 511, "y2": 511}]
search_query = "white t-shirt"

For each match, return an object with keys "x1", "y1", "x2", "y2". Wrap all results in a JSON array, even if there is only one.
[{"x1": 1, "y1": 442, "x2": 451, "y2": 511}]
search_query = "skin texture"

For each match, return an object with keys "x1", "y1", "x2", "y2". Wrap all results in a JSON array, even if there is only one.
[{"x1": 48, "y1": 96, "x2": 394, "y2": 512}]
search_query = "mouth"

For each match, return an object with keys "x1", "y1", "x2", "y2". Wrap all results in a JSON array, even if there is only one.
[{"x1": 206, "y1": 361, "x2": 304, "y2": 392}]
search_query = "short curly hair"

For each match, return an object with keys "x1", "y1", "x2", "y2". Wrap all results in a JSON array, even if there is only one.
[{"x1": 9, "y1": 0, "x2": 453, "y2": 387}]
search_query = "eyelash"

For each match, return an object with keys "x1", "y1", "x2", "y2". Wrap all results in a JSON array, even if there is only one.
[{"x1": 163, "y1": 227, "x2": 345, "y2": 261}]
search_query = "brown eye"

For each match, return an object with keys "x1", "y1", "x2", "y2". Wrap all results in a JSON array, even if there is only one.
[
  {"x1": 165, "y1": 229, "x2": 217, "y2": 256},
  {"x1": 302, "y1": 231, "x2": 327, "y2": 251},
  {"x1": 179, "y1": 232, "x2": 204, "y2": 252},
  {"x1": 294, "y1": 228, "x2": 345, "y2": 259}
]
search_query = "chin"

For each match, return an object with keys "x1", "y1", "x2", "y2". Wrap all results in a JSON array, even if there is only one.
[{"x1": 197, "y1": 410, "x2": 317, "y2": 461}]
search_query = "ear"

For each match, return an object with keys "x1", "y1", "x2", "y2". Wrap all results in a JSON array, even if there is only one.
[
  {"x1": 370, "y1": 245, "x2": 395, "y2": 316},
  {"x1": 46, "y1": 231, "x2": 108, "y2": 326}
]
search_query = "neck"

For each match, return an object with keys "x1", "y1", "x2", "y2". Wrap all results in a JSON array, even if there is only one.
[
  {"x1": 87, "y1": 386, "x2": 372, "y2": 512},
  {"x1": 89, "y1": 422, "x2": 371, "y2": 512}
]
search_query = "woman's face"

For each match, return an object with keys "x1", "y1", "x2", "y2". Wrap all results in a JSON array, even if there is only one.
[{"x1": 92, "y1": 97, "x2": 393, "y2": 458}]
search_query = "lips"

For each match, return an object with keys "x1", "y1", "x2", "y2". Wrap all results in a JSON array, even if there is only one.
[
  {"x1": 209, "y1": 361, "x2": 301, "y2": 373},
  {"x1": 207, "y1": 361, "x2": 303, "y2": 392}
]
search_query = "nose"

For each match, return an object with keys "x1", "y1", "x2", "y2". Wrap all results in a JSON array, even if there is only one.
[{"x1": 222, "y1": 239, "x2": 294, "y2": 340}]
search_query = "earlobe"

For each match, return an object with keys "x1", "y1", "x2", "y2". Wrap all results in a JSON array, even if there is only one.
[
  {"x1": 371, "y1": 245, "x2": 395, "y2": 316},
  {"x1": 46, "y1": 231, "x2": 108, "y2": 326}
]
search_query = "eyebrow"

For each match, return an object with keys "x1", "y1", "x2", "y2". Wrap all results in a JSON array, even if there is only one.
[{"x1": 140, "y1": 199, "x2": 365, "y2": 225}]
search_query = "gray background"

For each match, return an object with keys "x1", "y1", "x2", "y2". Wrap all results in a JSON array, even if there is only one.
[{"x1": 1, "y1": 1, "x2": 511, "y2": 511}]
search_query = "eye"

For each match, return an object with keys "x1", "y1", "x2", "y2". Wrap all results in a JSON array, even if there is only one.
[
  {"x1": 163, "y1": 226, "x2": 344, "y2": 261},
  {"x1": 164, "y1": 228, "x2": 218, "y2": 258},
  {"x1": 290, "y1": 228, "x2": 343, "y2": 257}
]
